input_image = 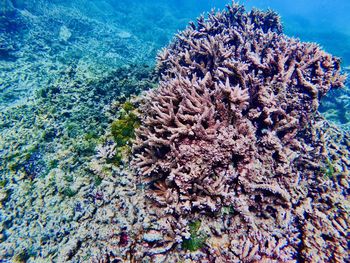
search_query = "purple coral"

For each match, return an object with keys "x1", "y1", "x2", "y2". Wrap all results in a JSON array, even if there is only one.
[{"x1": 132, "y1": 2, "x2": 348, "y2": 261}]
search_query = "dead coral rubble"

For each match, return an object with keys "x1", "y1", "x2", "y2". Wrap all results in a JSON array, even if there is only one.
[{"x1": 132, "y1": 2, "x2": 349, "y2": 262}]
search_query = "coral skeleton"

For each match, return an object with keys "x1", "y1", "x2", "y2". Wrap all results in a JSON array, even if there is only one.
[{"x1": 132, "y1": 2, "x2": 349, "y2": 261}]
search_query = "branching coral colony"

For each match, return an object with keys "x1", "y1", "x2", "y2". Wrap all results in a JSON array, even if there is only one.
[{"x1": 132, "y1": 2, "x2": 349, "y2": 262}]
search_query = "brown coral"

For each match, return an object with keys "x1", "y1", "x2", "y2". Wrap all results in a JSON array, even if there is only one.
[{"x1": 132, "y1": 2, "x2": 348, "y2": 261}]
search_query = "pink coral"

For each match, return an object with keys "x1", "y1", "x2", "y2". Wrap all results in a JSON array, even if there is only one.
[{"x1": 132, "y1": 2, "x2": 348, "y2": 261}]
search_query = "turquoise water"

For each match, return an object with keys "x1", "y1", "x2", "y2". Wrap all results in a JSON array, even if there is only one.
[
  {"x1": 243, "y1": 0, "x2": 350, "y2": 65},
  {"x1": 0, "y1": 0, "x2": 349, "y2": 262}
]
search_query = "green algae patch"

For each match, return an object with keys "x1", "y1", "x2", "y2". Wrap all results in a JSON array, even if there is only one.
[
  {"x1": 324, "y1": 158, "x2": 336, "y2": 178},
  {"x1": 0, "y1": 180, "x2": 6, "y2": 188},
  {"x1": 62, "y1": 187, "x2": 78, "y2": 198},
  {"x1": 84, "y1": 131, "x2": 99, "y2": 141},
  {"x1": 182, "y1": 220, "x2": 207, "y2": 252},
  {"x1": 221, "y1": 205, "x2": 235, "y2": 216},
  {"x1": 49, "y1": 159, "x2": 59, "y2": 169},
  {"x1": 110, "y1": 101, "x2": 141, "y2": 165},
  {"x1": 111, "y1": 101, "x2": 140, "y2": 147},
  {"x1": 321, "y1": 158, "x2": 337, "y2": 179},
  {"x1": 111, "y1": 117, "x2": 138, "y2": 146},
  {"x1": 94, "y1": 175, "x2": 103, "y2": 186},
  {"x1": 13, "y1": 248, "x2": 36, "y2": 263},
  {"x1": 73, "y1": 138, "x2": 98, "y2": 157}
]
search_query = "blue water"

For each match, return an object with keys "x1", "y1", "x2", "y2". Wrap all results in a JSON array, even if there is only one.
[
  {"x1": 186, "y1": 0, "x2": 350, "y2": 65},
  {"x1": 80, "y1": 0, "x2": 350, "y2": 65},
  {"x1": 116, "y1": 0, "x2": 350, "y2": 65},
  {"x1": 244, "y1": 0, "x2": 350, "y2": 66}
]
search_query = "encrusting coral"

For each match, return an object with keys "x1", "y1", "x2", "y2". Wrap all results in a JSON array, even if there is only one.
[{"x1": 132, "y1": 2, "x2": 349, "y2": 261}]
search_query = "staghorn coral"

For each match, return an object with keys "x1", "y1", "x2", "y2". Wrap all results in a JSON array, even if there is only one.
[{"x1": 132, "y1": 2, "x2": 348, "y2": 261}]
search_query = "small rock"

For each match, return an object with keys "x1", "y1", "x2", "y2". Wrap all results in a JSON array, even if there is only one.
[
  {"x1": 143, "y1": 230, "x2": 163, "y2": 242},
  {"x1": 0, "y1": 189, "x2": 8, "y2": 202}
]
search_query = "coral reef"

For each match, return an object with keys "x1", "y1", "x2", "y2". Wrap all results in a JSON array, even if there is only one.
[
  {"x1": 0, "y1": 1, "x2": 349, "y2": 262},
  {"x1": 44, "y1": 115, "x2": 348, "y2": 263},
  {"x1": 0, "y1": 0, "x2": 157, "y2": 111},
  {"x1": 0, "y1": 65, "x2": 156, "y2": 261},
  {"x1": 320, "y1": 67, "x2": 350, "y2": 130},
  {"x1": 0, "y1": 1, "x2": 211, "y2": 261},
  {"x1": 132, "y1": 2, "x2": 348, "y2": 261}
]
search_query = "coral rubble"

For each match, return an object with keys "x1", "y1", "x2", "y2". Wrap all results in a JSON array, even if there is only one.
[
  {"x1": 0, "y1": 65, "x2": 156, "y2": 261},
  {"x1": 320, "y1": 68, "x2": 350, "y2": 130},
  {"x1": 132, "y1": 2, "x2": 349, "y2": 261}
]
